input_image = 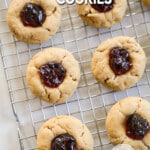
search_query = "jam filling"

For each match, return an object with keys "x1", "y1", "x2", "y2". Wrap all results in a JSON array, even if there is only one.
[
  {"x1": 51, "y1": 133, "x2": 78, "y2": 150},
  {"x1": 20, "y1": 3, "x2": 46, "y2": 27},
  {"x1": 91, "y1": 0, "x2": 114, "y2": 12},
  {"x1": 109, "y1": 47, "x2": 133, "y2": 75},
  {"x1": 126, "y1": 114, "x2": 150, "y2": 140},
  {"x1": 39, "y1": 62, "x2": 66, "y2": 88}
]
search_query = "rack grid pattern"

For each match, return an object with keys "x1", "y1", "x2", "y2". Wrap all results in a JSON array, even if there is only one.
[{"x1": 0, "y1": 0, "x2": 150, "y2": 149}]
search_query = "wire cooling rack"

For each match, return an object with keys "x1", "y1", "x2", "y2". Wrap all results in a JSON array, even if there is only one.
[{"x1": 0, "y1": 0, "x2": 150, "y2": 149}]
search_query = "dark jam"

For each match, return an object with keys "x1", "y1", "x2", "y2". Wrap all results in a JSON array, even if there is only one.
[
  {"x1": 91, "y1": 0, "x2": 114, "y2": 12},
  {"x1": 109, "y1": 47, "x2": 133, "y2": 75},
  {"x1": 40, "y1": 62, "x2": 66, "y2": 88},
  {"x1": 20, "y1": 3, "x2": 46, "y2": 27},
  {"x1": 126, "y1": 114, "x2": 150, "y2": 140},
  {"x1": 51, "y1": 133, "x2": 78, "y2": 150}
]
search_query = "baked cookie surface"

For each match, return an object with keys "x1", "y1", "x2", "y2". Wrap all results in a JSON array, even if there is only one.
[
  {"x1": 106, "y1": 97, "x2": 150, "y2": 150},
  {"x1": 91, "y1": 36, "x2": 146, "y2": 91},
  {"x1": 7, "y1": 0, "x2": 61, "y2": 44},
  {"x1": 76, "y1": 0, "x2": 127, "y2": 28},
  {"x1": 37, "y1": 115, "x2": 94, "y2": 150},
  {"x1": 141, "y1": 0, "x2": 150, "y2": 7},
  {"x1": 26, "y1": 48, "x2": 80, "y2": 104}
]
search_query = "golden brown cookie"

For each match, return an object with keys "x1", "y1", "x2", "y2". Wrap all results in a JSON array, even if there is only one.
[
  {"x1": 76, "y1": 0, "x2": 127, "y2": 28},
  {"x1": 91, "y1": 36, "x2": 146, "y2": 91},
  {"x1": 26, "y1": 48, "x2": 80, "y2": 104},
  {"x1": 7, "y1": 0, "x2": 61, "y2": 44},
  {"x1": 37, "y1": 115, "x2": 94, "y2": 150},
  {"x1": 106, "y1": 97, "x2": 150, "y2": 150},
  {"x1": 141, "y1": 0, "x2": 150, "y2": 7}
]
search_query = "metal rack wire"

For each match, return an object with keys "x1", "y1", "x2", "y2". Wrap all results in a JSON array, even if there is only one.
[{"x1": 0, "y1": 0, "x2": 150, "y2": 149}]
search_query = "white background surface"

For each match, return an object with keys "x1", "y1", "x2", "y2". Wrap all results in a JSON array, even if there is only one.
[{"x1": 0, "y1": 56, "x2": 20, "y2": 150}]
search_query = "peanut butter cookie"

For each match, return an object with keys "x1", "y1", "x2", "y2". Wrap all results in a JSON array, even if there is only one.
[
  {"x1": 7, "y1": 0, "x2": 61, "y2": 43},
  {"x1": 37, "y1": 115, "x2": 94, "y2": 150},
  {"x1": 26, "y1": 48, "x2": 80, "y2": 104},
  {"x1": 76, "y1": 0, "x2": 127, "y2": 28},
  {"x1": 91, "y1": 36, "x2": 146, "y2": 91},
  {"x1": 142, "y1": 0, "x2": 150, "y2": 7},
  {"x1": 106, "y1": 97, "x2": 150, "y2": 150}
]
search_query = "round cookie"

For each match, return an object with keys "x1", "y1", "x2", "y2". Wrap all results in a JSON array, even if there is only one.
[
  {"x1": 106, "y1": 97, "x2": 150, "y2": 150},
  {"x1": 37, "y1": 115, "x2": 94, "y2": 150},
  {"x1": 26, "y1": 48, "x2": 80, "y2": 104},
  {"x1": 76, "y1": 0, "x2": 127, "y2": 28},
  {"x1": 7, "y1": 0, "x2": 61, "y2": 44},
  {"x1": 91, "y1": 36, "x2": 146, "y2": 91},
  {"x1": 141, "y1": 0, "x2": 150, "y2": 7}
]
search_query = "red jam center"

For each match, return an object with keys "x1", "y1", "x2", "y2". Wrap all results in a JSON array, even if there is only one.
[
  {"x1": 51, "y1": 134, "x2": 78, "y2": 150},
  {"x1": 109, "y1": 47, "x2": 133, "y2": 75},
  {"x1": 20, "y1": 3, "x2": 46, "y2": 27},
  {"x1": 91, "y1": 0, "x2": 114, "y2": 12},
  {"x1": 126, "y1": 114, "x2": 150, "y2": 140},
  {"x1": 40, "y1": 62, "x2": 66, "y2": 88}
]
